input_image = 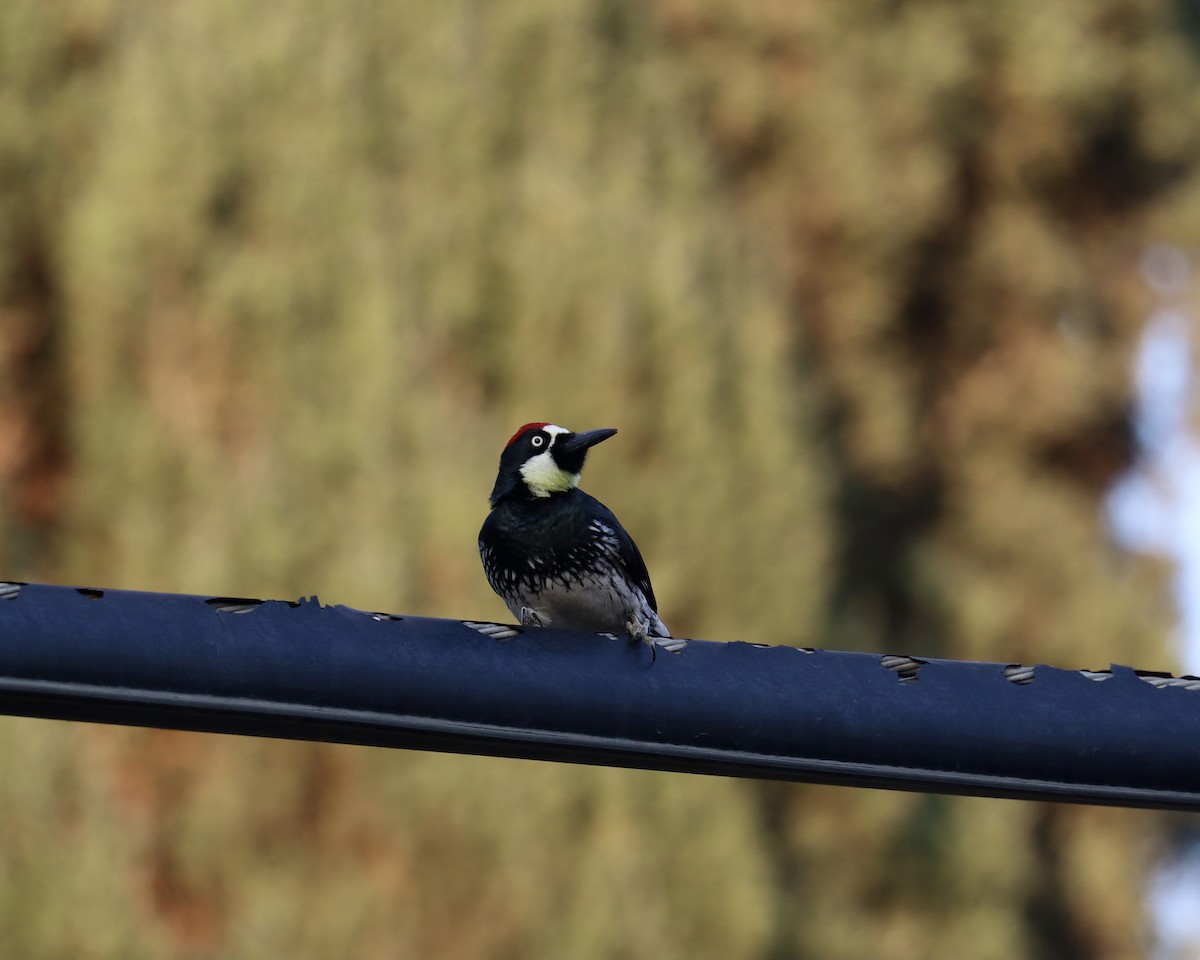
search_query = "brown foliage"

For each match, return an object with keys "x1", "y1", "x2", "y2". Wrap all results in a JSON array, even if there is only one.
[{"x1": 0, "y1": 0, "x2": 1195, "y2": 956}]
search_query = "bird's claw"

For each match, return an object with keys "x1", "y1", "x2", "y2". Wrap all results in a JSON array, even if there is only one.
[
  {"x1": 625, "y1": 615, "x2": 688, "y2": 662},
  {"x1": 520, "y1": 606, "x2": 548, "y2": 628}
]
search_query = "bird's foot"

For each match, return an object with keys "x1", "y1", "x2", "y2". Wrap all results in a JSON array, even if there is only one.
[
  {"x1": 626, "y1": 614, "x2": 657, "y2": 663},
  {"x1": 624, "y1": 615, "x2": 688, "y2": 660},
  {"x1": 520, "y1": 606, "x2": 549, "y2": 628}
]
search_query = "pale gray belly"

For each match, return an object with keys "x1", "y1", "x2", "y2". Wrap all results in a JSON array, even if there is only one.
[{"x1": 508, "y1": 573, "x2": 668, "y2": 637}]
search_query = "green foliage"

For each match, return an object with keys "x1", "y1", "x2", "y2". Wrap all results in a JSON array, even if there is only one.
[{"x1": 0, "y1": 0, "x2": 1196, "y2": 956}]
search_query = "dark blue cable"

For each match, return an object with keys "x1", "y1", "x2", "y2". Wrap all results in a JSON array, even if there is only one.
[{"x1": 0, "y1": 581, "x2": 1196, "y2": 810}]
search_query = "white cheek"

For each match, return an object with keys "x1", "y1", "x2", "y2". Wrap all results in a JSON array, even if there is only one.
[{"x1": 520, "y1": 450, "x2": 580, "y2": 496}]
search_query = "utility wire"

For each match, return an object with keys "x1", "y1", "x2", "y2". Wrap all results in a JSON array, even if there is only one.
[{"x1": 0, "y1": 581, "x2": 1197, "y2": 810}]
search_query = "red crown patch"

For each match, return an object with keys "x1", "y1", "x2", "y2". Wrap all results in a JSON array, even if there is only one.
[{"x1": 505, "y1": 422, "x2": 551, "y2": 449}]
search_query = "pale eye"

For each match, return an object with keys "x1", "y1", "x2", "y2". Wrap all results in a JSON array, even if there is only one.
[{"x1": 531, "y1": 434, "x2": 545, "y2": 448}]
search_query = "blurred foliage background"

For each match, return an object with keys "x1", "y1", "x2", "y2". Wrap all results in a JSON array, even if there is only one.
[{"x1": 1, "y1": 0, "x2": 1199, "y2": 957}]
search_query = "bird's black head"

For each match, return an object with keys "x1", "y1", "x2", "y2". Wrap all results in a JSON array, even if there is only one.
[{"x1": 489, "y1": 423, "x2": 618, "y2": 506}]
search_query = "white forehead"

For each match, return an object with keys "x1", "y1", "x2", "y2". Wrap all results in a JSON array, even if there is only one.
[{"x1": 543, "y1": 425, "x2": 570, "y2": 442}]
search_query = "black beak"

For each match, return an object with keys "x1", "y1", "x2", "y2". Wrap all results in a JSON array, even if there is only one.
[{"x1": 559, "y1": 428, "x2": 618, "y2": 456}]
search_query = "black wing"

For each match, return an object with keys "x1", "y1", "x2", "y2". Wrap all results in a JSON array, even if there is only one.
[{"x1": 582, "y1": 492, "x2": 658, "y2": 613}]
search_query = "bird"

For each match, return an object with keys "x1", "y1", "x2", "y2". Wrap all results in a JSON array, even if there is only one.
[{"x1": 478, "y1": 423, "x2": 683, "y2": 655}]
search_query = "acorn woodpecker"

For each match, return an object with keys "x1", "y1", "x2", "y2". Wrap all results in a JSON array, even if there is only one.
[{"x1": 478, "y1": 423, "x2": 682, "y2": 654}]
